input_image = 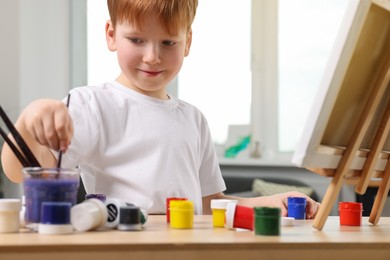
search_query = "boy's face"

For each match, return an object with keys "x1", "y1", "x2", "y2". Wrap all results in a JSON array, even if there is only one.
[{"x1": 106, "y1": 15, "x2": 192, "y2": 99}]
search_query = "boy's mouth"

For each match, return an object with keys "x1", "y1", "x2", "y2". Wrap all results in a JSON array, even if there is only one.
[{"x1": 138, "y1": 69, "x2": 163, "y2": 77}]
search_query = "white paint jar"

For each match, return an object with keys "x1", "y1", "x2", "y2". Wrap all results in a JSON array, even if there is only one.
[
  {"x1": 0, "y1": 199, "x2": 21, "y2": 233},
  {"x1": 71, "y1": 198, "x2": 107, "y2": 232}
]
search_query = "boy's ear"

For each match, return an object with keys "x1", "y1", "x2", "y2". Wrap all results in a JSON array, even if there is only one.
[
  {"x1": 105, "y1": 20, "x2": 117, "y2": 51},
  {"x1": 184, "y1": 29, "x2": 192, "y2": 57}
]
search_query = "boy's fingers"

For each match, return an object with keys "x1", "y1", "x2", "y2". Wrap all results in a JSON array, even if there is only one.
[
  {"x1": 306, "y1": 201, "x2": 320, "y2": 219},
  {"x1": 33, "y1": 118, "x2": 52, "y2": 148},
  {"x1": 54, "y1": 106, "x2": 73, "y2": 151}
]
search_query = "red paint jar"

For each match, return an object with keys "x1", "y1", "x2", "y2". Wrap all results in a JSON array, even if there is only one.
[
  {"x1": 339, "y1": 202, "x2": 363, "y2": 226},
  {"x1": 166, "y1": 197, "x2": 187, "y2": 223},
  {"x1": 225, "y1": 202, "x2": 254, "y2": 230}
]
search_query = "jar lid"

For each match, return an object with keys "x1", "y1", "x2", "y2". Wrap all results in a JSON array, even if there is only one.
[
  {"x1": 170, "y1": 200, "x2": 194, "y2": 210},
  {"x1": 0, "y1": 199, "x2": 21, "y2": 211},
  {"x1": 166, "y1": 197, "x2": 188, "y2": 206},
  {"x1": 104, "y1": 198, "x2": 127, "y2": 228},
  {"x1": 224, "y1": 201, "x2": 238, "y2": 229},
  {"x1": 339, "y1": 202, "x2": 362, "y2": 211},
  {"x1": 38, "y1": 223, "x2": 73, "y2": 235},
  {"x1": 287, "y1": 197, "x2": 307, "y2": 205},
  {"x1": 211, "y1": 199, "x2": 238, "y2": 209},
  {"x1": 41, "y1": 202, "x2": 71, "y2": 224},
  {"x1": 85, "y1": 193, "x2": 107, "y2": 202},
  {"x1": 281, "y1": 217, "x2": 294, "y2": 226},
  {"x1": 254, "y1": 207, "x2": 281, "y2": 216}
]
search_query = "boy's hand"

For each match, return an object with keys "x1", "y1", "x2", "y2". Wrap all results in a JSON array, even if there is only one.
[
  {"x1": 21, "y1": 99, "x2": 73, "y2": 152},
  {"x1": 224, "y1": 191, "x2": 320, "y2": 219},
  {"x1": 256, "y1": 191, "x2": 320, "y2": 219}
]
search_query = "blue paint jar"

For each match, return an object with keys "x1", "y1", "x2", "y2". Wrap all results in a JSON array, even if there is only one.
[
  {"x1": 38, "y1": 202, "x2": 73, "y2": 235},
  {"x1": 287, "y1": 197, "x2": 306, "y2": 219}
]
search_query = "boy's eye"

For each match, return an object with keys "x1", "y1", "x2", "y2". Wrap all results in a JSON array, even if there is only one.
[
  {"x1": 162, "y1": 40, "x2": 175, "y2": 46},
  {"x1": 129, "y1": 38, "x2": 143, "y2": 44}
]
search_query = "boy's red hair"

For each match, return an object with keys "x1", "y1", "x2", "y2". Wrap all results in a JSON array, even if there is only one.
[{"x1": 107, "y1": 0, "x2": 198, "y2": 35}]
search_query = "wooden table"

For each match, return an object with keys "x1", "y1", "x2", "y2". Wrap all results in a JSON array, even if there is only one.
[{"x1": 1, "y1": 215, "x2": 390, "y2": 260}]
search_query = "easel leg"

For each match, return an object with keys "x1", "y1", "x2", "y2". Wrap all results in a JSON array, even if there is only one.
[
  {"x1": 369, "y1": 161, "x2": 390, "y2": 225},
  {"x1": 356, "y1": 93, "x2": 390, "y2": 195},
  {"x1": 313, "y1": 170, "x2": 345, "y2": 230}
]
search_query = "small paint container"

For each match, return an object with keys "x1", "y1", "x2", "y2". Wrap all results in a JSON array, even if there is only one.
[
  {"x1": 254, "y1": 207, "x2": 281, "y2": 236},
  {"x1": 210, "y1": 199, "x2": 238, "y2": 227},
  {"x1": 85, "y1": 193, "x2": 106, "y2": 202},
  {"x1": 118, "y1": 206, "x2": 142, "y2": 231},
  {"x1": 105, "y1": 198, "x2": 127, "y2": 229},
  {"x1": 170, "y1": 200, "x2": 194, "y2": 229},
  {"x1": 0, "y1": 198, "x2": 21, "y2": 233},
  {"x1": 339, "y1": 202, "x2": 363, "y2": 226},
  {"x1": 287, "y1": 197, "x2": 307, "y2": 219},
  {"x1": 225, "y1": 202, "x2": 254, "y2": 230},
  {"x1": 71, "y1": 198, "x2": 108, "y2": 232},
  {"x1": 104, "y1": 198, "x2": 148, "y2": 229},
  {"x1": 166, "y1": 197, "x2": 187, "y2": 223},
  {"x1": 19, "y1": 196, "x2": 26, "y2": 228},
  {"x1": 38, "y1": 202, "x2": 73, "y2": 235}
]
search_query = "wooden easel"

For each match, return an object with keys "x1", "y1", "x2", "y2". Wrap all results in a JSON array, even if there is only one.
[{"x1": 310, "y1": 51, "x2": 390, "y2": 231}]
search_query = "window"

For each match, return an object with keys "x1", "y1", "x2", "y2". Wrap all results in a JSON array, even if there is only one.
[
  {"x1": 250, "y1": 0, "x2": 350, "y2": 163},
  {"x1": 178, "y1": 1, "x2": 251, "y2": 145},
  {"x1": 87, "y1": 0, "x2": 119, "y2": 85},
  {"x1": 85, "y1": 0, "x2": 350, "y2": 165}
]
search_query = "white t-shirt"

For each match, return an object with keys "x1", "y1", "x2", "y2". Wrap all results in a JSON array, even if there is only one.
[{"x1": 61, "y1": 81, "x2": 226, "y2": 214}]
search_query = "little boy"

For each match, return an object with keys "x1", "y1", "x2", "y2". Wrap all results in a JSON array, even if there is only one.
[{"x1": 1, "y1": 0, "x2": 319, "y2": 217}]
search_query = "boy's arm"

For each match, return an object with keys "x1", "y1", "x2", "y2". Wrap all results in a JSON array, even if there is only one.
[
  {"x1": 202, "y1": 191, "x2": 319, "y2": 218},
  {"x1": 1, "y1": 99, "x2": 72, "y2": 183}
]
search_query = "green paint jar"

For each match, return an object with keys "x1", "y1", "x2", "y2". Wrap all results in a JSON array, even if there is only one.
[{"x1": 254, "y1": 207, "x2": 281, "y2": 236}]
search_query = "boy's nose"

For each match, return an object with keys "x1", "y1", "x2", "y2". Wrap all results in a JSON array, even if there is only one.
[{"x1": 143, "y1": 44, "x2": 161, "y2": 64}]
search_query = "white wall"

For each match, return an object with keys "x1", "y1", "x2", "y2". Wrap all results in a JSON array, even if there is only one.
[{"x1": 0, "y1": 0, "x2": 72, "y2": 198}]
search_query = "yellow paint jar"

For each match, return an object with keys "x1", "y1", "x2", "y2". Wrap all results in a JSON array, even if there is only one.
[
  {"x1": 210, "y1": 199, "x2": 238, "y2": 228},
  {"x1": 170, "y1": 200, "x2": 194, "y2": 229}
]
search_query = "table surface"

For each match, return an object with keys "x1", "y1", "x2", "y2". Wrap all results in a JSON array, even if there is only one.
[{"x1": 1, "y1": 215, "x2": 390, "y2": 260}]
